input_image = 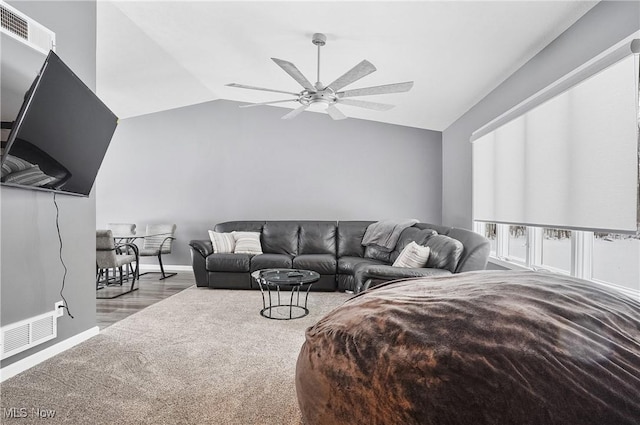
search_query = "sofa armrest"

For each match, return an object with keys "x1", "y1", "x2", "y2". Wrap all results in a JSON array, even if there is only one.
[
  {"x1": 189, "y1": 240, "x2": 213, "y2": 257},
  {"x1": 354, "y1": 263, "x2": 451, "y2": 293}
]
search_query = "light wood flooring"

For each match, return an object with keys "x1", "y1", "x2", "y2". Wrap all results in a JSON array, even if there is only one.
[{"x1": 96, "y1": 271, "x2": 195, "y2": 330}]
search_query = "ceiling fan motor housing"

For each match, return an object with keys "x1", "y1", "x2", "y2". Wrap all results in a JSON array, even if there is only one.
[{"x1": 300, "y1": 87, "x2": 337, "y2": 107}]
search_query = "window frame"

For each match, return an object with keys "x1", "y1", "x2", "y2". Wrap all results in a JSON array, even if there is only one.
[{"x1": 474, "y1": 221, "x2": 639, "y2": 299}]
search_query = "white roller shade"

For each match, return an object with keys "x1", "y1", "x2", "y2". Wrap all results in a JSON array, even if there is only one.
[{"x1": 473, "y1": 53, "x2": 639, "y2": 233}]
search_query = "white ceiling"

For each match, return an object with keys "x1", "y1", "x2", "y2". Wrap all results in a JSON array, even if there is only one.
[{"x1": 97, "y1": 1, "x2": 597, "y2": 131}]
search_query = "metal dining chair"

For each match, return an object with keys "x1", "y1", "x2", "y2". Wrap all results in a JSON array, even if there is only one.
[
  {"x1": 107, "y1": 223, "x2": 136, "y2": 239},
  {"x1": 96, "y1": 229, "x2": 139, "y2": 298},
  {"x1": 107, "y1": 223, "x2": 137, "y2": 275},
  {"x1": 138, "y1": 224, "x2": 177, "y2": 280}
]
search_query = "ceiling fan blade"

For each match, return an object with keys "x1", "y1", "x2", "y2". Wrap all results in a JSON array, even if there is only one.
[
  {"x1": 239, "y1": 99, "x2": 299, "y2": 108},
  {"x1": 338, "y1": 81, "x2": 414, "y2": 98},
  {"x1": 226, "y1": 83, "x2": 299, "y2": 96},
  {"x1": 281, "y1": 104, "x2": 309, "y2": 120},
  {"x1": 326, "y1": 104, "x2": 347, "y2": 120},
  {"x1": 327, "y1": 60, "x2": 377, "y2": 92},
  {"x1": 271, "y1": 58, "x2": 315, "y2": 91},
  {"x1": 338, "y1": 99, "x2": 395, "y2": 111}
]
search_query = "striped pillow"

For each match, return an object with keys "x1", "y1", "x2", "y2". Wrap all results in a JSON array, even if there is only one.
[
  {"x1": 4, "y1": 165, "x2": 57, "y2": 187},
  {"x1": 232, "y1": 231, "x2": 263, "y2": 255},
  {"x1": 1, "y1": 154, "x2": 33, "y2": 178},
  {"x1": 208, "y1": 231, "x2": 236, "y2": 254},
  {"x1": 392, "y1": 241, "x2": 430, "y2": 268}
]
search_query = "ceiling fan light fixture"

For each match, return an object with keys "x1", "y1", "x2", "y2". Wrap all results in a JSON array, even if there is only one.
[{"x1": 307, "y1": 102, "x2": 329, "y2": 112}]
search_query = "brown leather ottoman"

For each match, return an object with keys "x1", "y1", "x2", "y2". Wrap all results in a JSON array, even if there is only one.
[{"x1": 295, "y1": 271, "x2": 640, "y2": 425}]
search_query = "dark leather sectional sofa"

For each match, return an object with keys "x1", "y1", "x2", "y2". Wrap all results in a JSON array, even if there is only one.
[{"x1": 189, "y1": 220, "x2": 490, "y2": 292}]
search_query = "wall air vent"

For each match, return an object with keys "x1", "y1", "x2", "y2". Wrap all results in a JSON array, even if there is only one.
[
  {"x1": 0, "y1": 1, "x2": 55, "y2": 54},
  {"x1": 0, "y1": 305, "x2": 58, "y2": 359},
  {"x1": 0, "y1": 4, "x2": 28, "y2": 40}
]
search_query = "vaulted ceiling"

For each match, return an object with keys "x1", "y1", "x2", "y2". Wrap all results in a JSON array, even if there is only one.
[{"x1": 97, "y1": 1, "x2": 597, "y2": 130}]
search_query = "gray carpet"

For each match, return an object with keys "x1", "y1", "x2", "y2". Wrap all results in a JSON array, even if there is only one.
[{"x1": 0, "y1": 287, "x2": 351, "y2": 424}]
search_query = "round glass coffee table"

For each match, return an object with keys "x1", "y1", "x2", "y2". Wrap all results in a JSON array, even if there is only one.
[{"x1": 251, "y1": 269, "x2": 320, "y2": 320}]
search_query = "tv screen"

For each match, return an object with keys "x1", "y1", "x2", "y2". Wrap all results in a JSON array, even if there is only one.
[{"x1": 1, "y1": 50, "x2": 117, "y2": 197}]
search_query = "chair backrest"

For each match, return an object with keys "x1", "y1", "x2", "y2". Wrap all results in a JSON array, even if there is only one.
[
  {"x1": 107, "y1": 223, "x2": 136, "y2": 236},
  {"x1": 96, "y1": 229, "x2": 117, "y2": 268},
  {"x1": 143, "y1": 224, "x2": 177, "y2": 254}
]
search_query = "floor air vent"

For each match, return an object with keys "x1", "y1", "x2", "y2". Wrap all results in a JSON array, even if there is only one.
[{"x1": 1, "y1": 307, "x2": 58, "y2": 359}]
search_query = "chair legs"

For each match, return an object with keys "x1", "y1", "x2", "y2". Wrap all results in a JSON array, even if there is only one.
[
  {"x1": 96, "y1": 263, "x2": 140, "y2": 299},
  {"x1": 139, "y1": 252, "x2": 177, "y2": 280},
  {"x1": 157, "y1": 252, "x2": 177, "y2": 280}
]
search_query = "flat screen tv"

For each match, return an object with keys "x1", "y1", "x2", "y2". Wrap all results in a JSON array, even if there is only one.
[{"x1": 1, "y1": 50, "x2": 117, "y2": 197}]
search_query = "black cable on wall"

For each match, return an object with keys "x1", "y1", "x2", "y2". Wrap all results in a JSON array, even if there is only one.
[{"x1": 53, "y1": 192, "x2": 73, "y2": 319}]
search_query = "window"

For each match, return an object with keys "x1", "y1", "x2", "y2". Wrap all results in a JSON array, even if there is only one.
[
  {"x1": 507, "y1": 225, "x2": 527, "y2": 264},
  {"x1": 471, "y1": 40, "x2": 639, "y2": 299},
  {"x1": 474, "y1": 222, "x2": 640, "y2": 299},
  {"x1": 476, "y1": 222, "x2": 497, "y2": 255},
  {"x1": 539, "y1": 229, "x2": 572, "y2": 273},
  {"x1": 592, "y1": 233, "x2": 640, "y2": 294}
]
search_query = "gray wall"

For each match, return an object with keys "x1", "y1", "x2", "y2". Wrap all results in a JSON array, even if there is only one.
[
  {"x1": 442, "y1": 1, "x2": 640, "y2": 229},
  {"x1": 96, "y1": 99, "x2": 442, "y2": 265},
  {"x1": 1, "y1": 1, "x2": 97, "y2": 367}
]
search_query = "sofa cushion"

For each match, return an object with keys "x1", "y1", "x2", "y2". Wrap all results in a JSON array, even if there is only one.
[
  {"x1": 424, "y1": 234, "x2": 464, "y2": 272},
  {"x1": 250, "y1": 253, "x2": 293, "y2": 272},
  {"x1": 299, "y1": 222, "x2": 337, "y2": 255},
  {"x1": 392, "y1": 242, "x2": 431, "y2": 268},
  {"x1": 338, "y1": 256, "x2": 387, "y2": 275},
  {"x1": 206, "y1": 253, "x2": 251, "y2": 272},
  {"x1": 364, "y1": 245, "x2": 391, "y2": 263},
  {"x1": 390, "y1": 227, "x2": 438, "y2": 263},
  {"x1": 337, "y1": 221, "x2": 373, "y2": 258},
  {"x1": 262, "y1": 221, "x2": 299, "y2": 256},
  {"x1": 233, "y1": 232, "x2": 263, "y2": 255},
  {"x1": 293, "y1": 254, "x2": 337, "y2": 275}
]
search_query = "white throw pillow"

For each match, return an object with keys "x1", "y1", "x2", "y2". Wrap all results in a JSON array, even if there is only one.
[
  {"x1": 232, "y1": 231, "x2": 263, "y2": 255},
  {"x1": 392, "y1": 241, "x2": 430, "y2": 268},
  {"x1": 208, "y1": 231, "x2": 236, "y2": 254}
]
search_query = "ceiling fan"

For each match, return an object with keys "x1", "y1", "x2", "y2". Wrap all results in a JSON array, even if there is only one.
[{"x1": 226, "y1": 33, "x2": 414, "y2": 120}]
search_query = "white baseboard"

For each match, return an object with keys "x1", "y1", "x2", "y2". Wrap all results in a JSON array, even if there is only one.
[
  {"x1": 139, "y1": 264, "x2": 193, "y2": 272},
  {"x1": 0, "y1": 326, "x2": 99, "y2": 382}
]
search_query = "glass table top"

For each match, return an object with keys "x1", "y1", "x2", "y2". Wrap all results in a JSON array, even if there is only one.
[{"x1": 252, "y1": 269, "x2": 320, "y2": 286}]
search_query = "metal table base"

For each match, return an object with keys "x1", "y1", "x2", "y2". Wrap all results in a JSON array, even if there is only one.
[{"x1": 258, "y1": 280, "x2": 312, "y2": 320}]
